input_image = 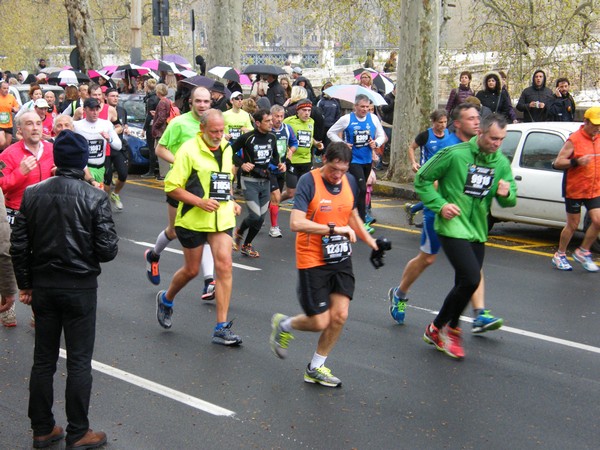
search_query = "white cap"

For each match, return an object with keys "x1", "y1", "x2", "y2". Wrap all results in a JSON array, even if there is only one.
[
  {"x1": 34, "y1": 98, "x2": 49, "y2": 108},
  {"x1": 230, "y1": 91, "x2": 243, "y2": 99}
]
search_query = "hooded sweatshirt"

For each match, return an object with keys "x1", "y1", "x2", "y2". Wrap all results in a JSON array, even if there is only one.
[
  {"x1": 516, "y1": 70, "x2": 553, "y2": 122},
  {"x1": 475, "y1": 72, "x2": 513, "y2": 122}
]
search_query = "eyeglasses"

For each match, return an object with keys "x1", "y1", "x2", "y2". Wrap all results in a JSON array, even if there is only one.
[{"x1": 233, "y1": 96, "x2": 243, "y2": 101}]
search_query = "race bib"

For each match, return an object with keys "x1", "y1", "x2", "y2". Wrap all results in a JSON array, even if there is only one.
[
  {"x1": 252, "y1": 143, "x2": 271, "y2": 165},
  {"x1": 297, "y1": 130, "x2": 312, "y2": 148},
  {"x1": 276, "y1": 138, "x2": 287, "y2": 158},
  {"x1": 209, "y1": 172, "x2": 232, "y2": 201},
  {"x1": 88, "y1": 139, "x2": 105, "y2": 159},
  {"x1": 464, "y1": 165, "x2": 495, "y2": 198},
  {"x1": 322, "y1": 234, "x2": 352, "y2": 264},
  {"x1": 229, "y1": 127, "x2": 242, "y2": 141},
  {"x1": 0, "y1": 112, "x2": 10, "y2": 124},
  {"x1": 6, "y1": 207, "x2": 18, "y2": 226},
  {"x1": 353, "y1": 129, "x2": 370, "y2": 148}
]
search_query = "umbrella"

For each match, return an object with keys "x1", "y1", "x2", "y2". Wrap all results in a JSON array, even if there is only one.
[
  {"x1": 111, "y1": 64, "x2": 151, "y2": 79},
  {"x1": 354, "y1": 70, "x2": 395, "y2": 95},
  {"x1": 323, "y1": 85, "x2": 387, "y2": 106},
  {"x1": 141, "y1": 59, "x2": 188, "y2": 73},
  {"x1": 99, "y1": 65, "x2": 118, "y2": 75},
  {"x1": 208, "y1": 66, "x2": 252, "y2": 86},
  {"x1": 39, "y1": 66, "x2": 64, "y2": 75},
  {"x1": 88, "y1": 70, "x2": 111, "y2": 81},
  {"x1": 163, "y1": 54, "x2": 191, "y2": 68},
  {"x1": 242, "y1": 64, "x2": 287, "y2": 76},
  {"x1": 47, "y1": 69, "x2": 90, "y2": 86},
  {"x1": 179, "y1": 75, "x2": 232, "y2": 97},
  {"x1": 353, "y1": 67, "x2": 379, "y2": 77}
]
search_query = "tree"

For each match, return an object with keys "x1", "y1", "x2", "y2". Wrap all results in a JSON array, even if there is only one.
[
  {"x1": 205, "y1": 0, "x2": 243, "y2": 69},
  {"x1": 387, "y1": 0, "x2": 440, "y2": 183},
  {"x1": 64, "y1": 0, "x2": 102, "y2": 70}
]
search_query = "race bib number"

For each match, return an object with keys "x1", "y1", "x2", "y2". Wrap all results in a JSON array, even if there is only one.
[
  {"x1": 353, "y1": 129, "x2": 370, "y2": 148},
  {"x1": 0, "y1": 112, "x2": 10, "y2": 124},
  {"x1": 88, "y1": 139, "x2": 105, "y2": 159},
  {"x1": 297, "y1": 130, "x2": 312, "y2": 148},
  {"x1": 6, "y1": 207, "x2": 18, "y2": 226},
  {"x1": 253, "y1": 144, "x2": 272, "y2": 165},
  {"x1": 322, "y1": 234, "x2": 352, "y2": 264},
  {"x1": 209, "y1": 172, "x2": 232, "y2": 201},
  {"x1": 276, "y1": 138, "x2": 287, "y2": 158},
  {"x1": 464, "y1": 165, "x2": 495, "y2": 198},
  {"x1": 229, "y1": 127, "x2": 242, "y2": 141}
]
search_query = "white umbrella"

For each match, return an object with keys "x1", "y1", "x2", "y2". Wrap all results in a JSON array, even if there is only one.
[{"x1": 323, "y1": 85, "x2": 387, "y2": 106}]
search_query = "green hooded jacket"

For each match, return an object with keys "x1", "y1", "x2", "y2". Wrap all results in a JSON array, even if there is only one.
[{"x1": 414, "y1": 136, "x2": 517, "y2": 243}]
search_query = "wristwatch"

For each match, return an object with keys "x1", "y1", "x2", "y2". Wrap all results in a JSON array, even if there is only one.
[{"x1": 328, "y1": 222, "x2": 335, "y2": 236}]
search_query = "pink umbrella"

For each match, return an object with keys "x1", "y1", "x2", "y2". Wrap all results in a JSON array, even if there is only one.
[
  {"x1": 162, "y1": 54, "x2": 191, "y2": 68},
  {"x1": 100, "y1": 65, "x2": 118, "y2": 75}
]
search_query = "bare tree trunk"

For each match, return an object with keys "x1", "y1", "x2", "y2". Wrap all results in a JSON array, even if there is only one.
[
  {"x1": 388, "y1": 0, "x2": 439, "y2": 183},
  {"x1": 64, "y1": 0, "x2": 102, "y2": 70},
  {"x1": 206, "y1": 0, "x2": 242, "y2": 69}
]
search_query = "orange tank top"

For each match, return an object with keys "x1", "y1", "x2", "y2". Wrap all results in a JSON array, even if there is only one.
[
  {"x1": 564, "y1": 126, "x2": 600, "y2": 199},
  {"x1": 296, "y1": 169, "x2": 355, "y2": 269}
]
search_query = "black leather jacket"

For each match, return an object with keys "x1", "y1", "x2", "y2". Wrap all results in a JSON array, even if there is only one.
[{"x1": 10, "y1": 168, "x2": 118, "y2": 290}]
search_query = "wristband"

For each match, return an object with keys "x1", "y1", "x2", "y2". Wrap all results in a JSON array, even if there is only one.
[{"x1": 570, "y1": 158, "x2": 578, "y2": 167}]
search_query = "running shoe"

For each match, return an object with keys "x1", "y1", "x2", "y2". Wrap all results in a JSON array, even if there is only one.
[
  {"x1": 110, "y1": 192, "x2": 123, "y2": 210},
  {"x1": 472, "y1": 310, "x2": 503, "y2": 334},
  {"x1": 444, "y1": 327, "x2": 465, "y2": 359},
  {"x1": 269, "y1": 226, "x2": 283, "y2": 238},
  {"x1": 201, "y1": 281, "x2": 216, "y2": 301},
  {"x1": 423, "y1": 322, "x2": 444, "y2": 352},
  {"x1": 303, "y1": 364, "x2": 342, "y2": 387},
  {"x1": 241, "y1": 243, "x2": 260, "y2": 258},
  {"x1": 551, "y1": 251, "x2": 573, "y2": 271},
  {"x1": 573, "y1": 248, "x2": 599, "y2": 272},
  {"x1": 0, "y1": 302, "x2": 17, "y2": 327},
  {"x1": 212, "y1": 321, "x2": 243, "y2": 346},
  {"x1": 156, "y1": 290, "x2": 173, "y2": 329},
  {"x1": 414, "y1": 221, "x2": 424, "y2": 229},
  {"x1": 365, "y1": 212, "x2": 377, "y2": 225},
  {"x1": 388, "y1": 287, "x2": 407, "y2": 325},
  {"x1": 145, "y1": 249, "x2": 160, "y2": 285},
  {"x1": 364, "y1": 222, "x2": 375, "y2": 234},
  {"x1": 232, "y1": 228, "x2": 243, "y2": 251},
  {"x1": 404, "y1": 202, "x2": 416, "y2": 226},
  {"x1": 270, "y1": 313, "x2": 294, "y2": 359}
]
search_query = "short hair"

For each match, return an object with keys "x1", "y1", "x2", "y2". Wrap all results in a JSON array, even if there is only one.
[
  {"x1": 555, "y1": 77, "x2": 570, "y2": 87},
  {"x1": 16, "y1": 110, "x2": 39, "y2": 127},
  {"x1": 199, "y1": 108, "x2": 223, "y2": 127},
  {"x1": 480, "y1": 113, "x2": 507, "y2": 133},
  {"x1": 52, "y1": 114, "x2": 73, "y2": 131},
  {"x1": 270, "y1": 104, "x2": 285, "y2": 115},
  {"x1": 105, "y1": 87, "x2": 118, "y2": 96},
  {"x1": 452, "y1": 102, "x2": 479, "y2": 122},
  {"x1": 354, "y1": 94, "x2": 371, "y2": 105},
  {"x1": 460, "y1": 70, "x2": 472, "y2": 81},
  {"x1": 155, "y1": 83, "x2": 168, "y2": 97},
  {"x1": 252, "y1": 109, "x2": 270, "y2": 123},
  {"x1": 430, "y1": 109, "x2": 448, "y2": 122},
  {"x1": 190, "y1": 85, "x2": 210, "y2": 99},
  {"x1": 324, "y1": 141, "x2": 352, "y2": 164},
  {"x1": 88, "y1": 83, "x2": 101, "y2": 94},
  {"x1": 64, "y1": 85, "x2": 79, "y2": 101},
  {"x1": 242, "y1": 98, "x2": 257, "y2": 114},
  {"x1": 289, "y1": 85, "x2": 307, "y2": 103},
  {"x1": 145, "y1": 78, "x2": 157, "y2": 90},
  {"x1": 28, "y1": 84, "x2": 41, "y2": 98}
]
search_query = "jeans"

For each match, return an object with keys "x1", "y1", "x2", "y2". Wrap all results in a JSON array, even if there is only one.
[{"x1": 29, "y1": 288, "x2": 97, "y2": 445}]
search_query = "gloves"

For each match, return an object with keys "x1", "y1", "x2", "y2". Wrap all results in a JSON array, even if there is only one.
[{"x1": 370, "y1": 237, "x2": 392, "y2": 269}]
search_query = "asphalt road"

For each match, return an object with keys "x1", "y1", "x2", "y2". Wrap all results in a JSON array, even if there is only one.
[{"x1": 1, "y1": 177, "x2": 599, "y2": 450}]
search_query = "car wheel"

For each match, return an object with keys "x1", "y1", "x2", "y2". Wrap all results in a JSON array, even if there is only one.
[{"x1": 583, "y1": 212, "x2": 600, "y2": 253}]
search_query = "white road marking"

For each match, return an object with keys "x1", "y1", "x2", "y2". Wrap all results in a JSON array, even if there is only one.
[
  {"x1": 409, "y1": 305, "x2": 600, "y2": 355},
  {"x1": 58, "y1": 349, "x2": 236, "y2": 417},
  {"x1": 126, "y1": 239, "x2": 261, "y2": 271}
]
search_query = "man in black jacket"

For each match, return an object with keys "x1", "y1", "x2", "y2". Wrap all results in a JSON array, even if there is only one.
[
  {"x1": 265, "y1": 74, "x2": 286, "y2": 107},
  {"x1": 10, "y1": 130, "x2": 118, "y2": 449},
  {"x1": 516, "y1": 69, "x2": 554, "y2": 122}
]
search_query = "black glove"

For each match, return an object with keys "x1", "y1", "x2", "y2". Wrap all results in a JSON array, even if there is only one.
[{"x1": 370, "y1": 237, "x2": 392, "y2": 269}]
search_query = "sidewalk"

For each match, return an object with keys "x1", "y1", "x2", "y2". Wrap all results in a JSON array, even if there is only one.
[{"x1": 372, "y1": 179, "x2": 418, "y2": 201}]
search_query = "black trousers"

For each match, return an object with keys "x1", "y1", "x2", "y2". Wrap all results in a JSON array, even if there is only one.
[
  {"x1": 434, "y1": 237, "x2": 484, "y2": 329},
  {"x1": 29, "y1": 288, "x2": 97, "y2": 445},
  {"x1": 348, "y1": 162, "x2": 372, "y2": 221}
]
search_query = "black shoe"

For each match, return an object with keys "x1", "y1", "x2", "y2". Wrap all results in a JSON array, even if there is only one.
[
  {"x1": 140, "y1": 171, "x2": 155, "y2": 178},
  {"x1": 156, "y1": 175, "x2": 165, "y2": 181}
]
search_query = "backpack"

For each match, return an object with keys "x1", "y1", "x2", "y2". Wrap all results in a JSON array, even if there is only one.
[{"x1": 167, "y1": 101, "x2": 180, "y2": 123}]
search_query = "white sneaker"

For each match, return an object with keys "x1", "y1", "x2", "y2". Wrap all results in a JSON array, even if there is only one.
[
  {"x1": 110, "y1": 192, "x2": 123, "y2": 210},
  {"x1": 269, "y1": 226, "x2": 282, "y2": 238},
  {"x1": 573, "y1": 248, "x2": 599, "y2": 272}
]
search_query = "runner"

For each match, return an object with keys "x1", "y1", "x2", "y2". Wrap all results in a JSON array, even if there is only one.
[
  {"x1": 0, "y1": 81, "x2": 20, "y2": 151},
  {"x1": 269, "y1": 104, "x2": 298, "y2": 238},
  {"x1": 104, "y1": 88, "x2": 129, "y2": 210},
  {"x1": 231, "y1": 109, "x2": 285, "y2": 257},
  {"x1": 269, "y1": 142, "x2": 378, "y2": 387},
  {"x1": 145, "y1": 86, "x2": 217, "y2": 300}
]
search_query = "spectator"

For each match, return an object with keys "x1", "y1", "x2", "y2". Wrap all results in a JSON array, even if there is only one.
[
  {"x1": 547, "y1": 77, "x2": 576, "y2": 122},
  {"x1": 364, "y1": 49, "x2": 375, "y2": 69},
  {"x1": 516, "y1": 69, "x2": 554, "y2": 122},
  {"x1": 383, "y1": 51, "x2": 397, "y2": 73},
  {"x1": 141, "y1": 79, "x2": 159, "y2": 178},
  {"x1": 280, "y1": 76, "x2": 292, "y2": 99},
  {"x1": 498, "y1": 71, "x2": 518, "y2": 123},
  {"x1": 445, "y1": 71, "x2": 473, "y2": 114},
  {"x1": 317, "y1": 81, "x2": 341, "y2": 148},
  {"x1": 475, "y1": 72, "x2": 514, "y2": 123}
]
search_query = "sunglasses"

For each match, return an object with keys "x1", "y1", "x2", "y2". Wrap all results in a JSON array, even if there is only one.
[{"x1": 233, "y1": 96, "x2": 243, "y2": 101}]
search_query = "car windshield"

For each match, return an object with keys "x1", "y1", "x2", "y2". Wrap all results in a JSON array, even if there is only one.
[{"x1": 119, "y1": 98, "x2": 146, "y2": 123}]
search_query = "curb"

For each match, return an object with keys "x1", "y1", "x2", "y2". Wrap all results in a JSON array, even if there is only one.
[{"x1": 372, "y1": 180, "x2": 418, "y2": 201}]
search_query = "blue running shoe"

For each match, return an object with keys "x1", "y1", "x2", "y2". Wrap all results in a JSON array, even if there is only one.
[
  {"x1": 472, "y1": 310, "x2": 503, "y2": 334},
  {"x1": 573, "y1": 248, "x2": 599, "y2": 272},
  {"x1": 388, "y1": 287, "x2": 407, "y2": 324},
  {"x1": 156, "y1": 290, "x2": 173, "y2": 329},
  {"x1": 145, "y1": 249, "x2": 160, "y2": 285},
  {"x1": 552, "y1": 252, "x2": 572, "y2": 271},
  {"x1": 212, "y1": 321, "x2": 242, "y2": 346}
]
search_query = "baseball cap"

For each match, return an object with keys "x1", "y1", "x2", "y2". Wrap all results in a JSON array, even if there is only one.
[
  {"x1": 34, "y1": 98, "x2": 49, "y2": 109},
  {"x1": 83, "y1": 98, "x2": 101, "y2": 109},
  {"x1": 584, "y1": 106, "x2": 600, "y2": 125},
  {"x1": 230, "y1": 91, "x2": 243, "y2": 100},
  {"x1": 292, "y1": 67, "x2": 303, "y2": 75}
]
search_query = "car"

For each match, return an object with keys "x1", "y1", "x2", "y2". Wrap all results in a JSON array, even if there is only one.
[
  {"x1": 12, "y1": 84, "x2": 64, "y2": 106},
  {"x1": 490, "y1": 121, "x2": 599, "y2": 252},
  {"x1": 118, "y1": 93, "x2": 150, "y2": 174}
]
